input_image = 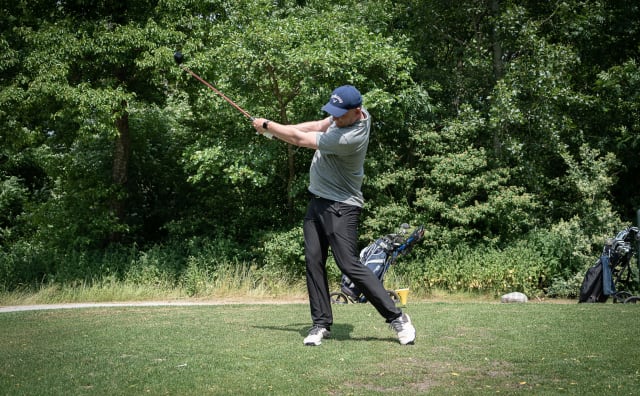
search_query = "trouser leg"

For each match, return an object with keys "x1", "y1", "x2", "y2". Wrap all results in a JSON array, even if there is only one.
[
  {"x1": 304, "y1": 197, "x2": 402, "y2": 326},
  {"x1": 303, "y1": 200, "x2": 332, "y2": 328},
  {"x1": 327, "y1": 202, "x2": 402, "y2": 322}
]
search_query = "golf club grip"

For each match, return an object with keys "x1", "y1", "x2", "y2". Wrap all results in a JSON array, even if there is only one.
[
  {"x1": 249, "y1": 117, "x2": 273, "y2": 139},
  {"x1": 256, "y1": 128, "x2": 274, "y2": 139}
]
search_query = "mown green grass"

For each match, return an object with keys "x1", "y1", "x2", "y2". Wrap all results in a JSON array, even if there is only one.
[{"x1": 1, "y1": 301, "x2": 639, "y2": 395}]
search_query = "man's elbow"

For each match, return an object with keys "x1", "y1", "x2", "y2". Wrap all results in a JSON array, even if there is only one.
[{"x1": 292, "y1": 133, "x2": 317, "y2": 149}]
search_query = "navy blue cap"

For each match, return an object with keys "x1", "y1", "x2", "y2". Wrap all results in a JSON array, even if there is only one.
[{"x1": 321, "y1": 85, "x2": 362, "y2": 117}]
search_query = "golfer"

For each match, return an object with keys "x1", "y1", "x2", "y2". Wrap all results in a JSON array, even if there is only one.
[{"x1": 252, "y1": 85, "x2": 415, "y2": 346}]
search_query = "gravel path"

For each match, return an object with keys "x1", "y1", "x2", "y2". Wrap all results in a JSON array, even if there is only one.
[{"x1": 0, "y1": 298, "x2": 308, "y2": 313}]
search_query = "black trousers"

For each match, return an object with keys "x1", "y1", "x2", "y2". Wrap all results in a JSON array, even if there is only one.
[{"x1": 303, "y1": 197, "x2": 402, "y2": 329}]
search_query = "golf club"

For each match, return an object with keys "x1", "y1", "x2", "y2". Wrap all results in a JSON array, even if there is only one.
[{"x1": 174, "y1": 51, "x2": 271, "y2": 138}]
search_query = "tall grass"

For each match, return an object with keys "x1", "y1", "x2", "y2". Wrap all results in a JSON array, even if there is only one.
[
  {"x1": 0, "y1": 263, "x2": 309, "y2": 306},
  {"x1": 4, "y1": 226, "x2": 634, "y2": 302}
]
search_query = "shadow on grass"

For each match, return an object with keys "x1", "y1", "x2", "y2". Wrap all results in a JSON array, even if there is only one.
[
  {"x1": 253, "y1": 323, "x2": 397, "y2": 343},
  {"x1": 252, "y1": 323, "x2": 353, "y2": 339}
]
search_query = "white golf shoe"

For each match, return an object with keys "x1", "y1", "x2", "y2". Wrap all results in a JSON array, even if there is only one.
[
  {"x1": 390, "y1": 313, "x2": 416, "y2": 345},
  {"x1": 303, "y1": 325, "x2": 331, "y2": 346}
]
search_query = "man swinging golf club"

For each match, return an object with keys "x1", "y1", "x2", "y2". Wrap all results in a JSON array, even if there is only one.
[{"x1": 252, "y1": 85, "x2": 416, "y2": 346}]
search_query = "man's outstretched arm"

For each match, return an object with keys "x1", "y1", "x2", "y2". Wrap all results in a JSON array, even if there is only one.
[{"x1": 252, "y1": 117, "x2": 332, "y2": 149}]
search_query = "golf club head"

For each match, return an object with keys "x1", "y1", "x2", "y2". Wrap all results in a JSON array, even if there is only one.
[{"x1": 174, "y1": 51, "x2": 184, "y2": 65}]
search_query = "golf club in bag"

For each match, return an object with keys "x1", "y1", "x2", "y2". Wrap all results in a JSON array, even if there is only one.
[
  {"x1": 579, "y1": 226, "x2": 640, "y2": 303},
  {"x1": 174, "y1": 51, "x2": 271, "y2": 138},
  {"x1": 330, "y1": 224, "x2": 425, "y2": 304}
]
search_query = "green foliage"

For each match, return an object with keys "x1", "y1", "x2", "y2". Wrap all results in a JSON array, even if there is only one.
[
  {"x1": 546, "y1": 273, "x2": 585, "y2": 299},
  {"x1": 180, "y1": 257, "x2": 213, "y2": 297},
  {"x1": 557, "y1": 145, "x2": 620, "y2": 234},
  {"x1": 407, "y1": 105, "x2": 540, "y2": 250},
  {"x1": 0, "y1": 176, "x2": 27, "y2": 244},
  {"x1": 259, "y1": 226, "x2": 306, "y2": 278},
  {"x1": 397, "y1": 216, "x2": 630, "y2": 298},
  {"x1": 123, "y1": 246, "x2": 181, "y2": 288},
  {"x1": 594, "y1": 59, "x2": 640, "y2": 217},
  {"x1": 0, "y1": 241, "x2": 48, "y2": 290},
  {"x1": 1, "y1": 0, "x2": 639, "y2": 295},
  {"x1": 400, "y1": 243, "x2": 548, "y2": 297}
]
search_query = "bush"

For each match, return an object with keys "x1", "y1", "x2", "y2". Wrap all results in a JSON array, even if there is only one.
[
  {"x1": 397, "y1": 241, "x2": 552, "y2": 297},
  {"x1": 180, "y1": 256, "x2": 215, "y2": 297},
  {"x1": 546, "y1": 273, "x2": 585, "y2": 299},
  {"x1": 0, "y1": 241, "x2": 53, "y2": 289},
  {"x1": 1, "y1": 217, "x2": 633, "y2": 299},
  {"x1": 259, "y1": 227, "x2": 306, "y2": 277}
]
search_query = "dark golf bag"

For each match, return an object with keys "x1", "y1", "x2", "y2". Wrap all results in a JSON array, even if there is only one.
[
  {"x1": 578, "y1": 259, "x2": 610, "y2": 303},
  {"x1": 579, "y1": 226, "x2": 640, "y2": 303},
  {"x1": 331, "y1": 224, "x2": 425, "y2": 304}
]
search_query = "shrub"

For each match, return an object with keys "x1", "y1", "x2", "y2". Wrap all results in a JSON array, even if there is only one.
[
  {"x1": 180, "y1": 256, "x2": 214, "y2": 297},
  {"x1": 546, "y1": 273, "x2": 585, "y2": 299},
  {"x1": 0, "y1": 241, "x2": 53, "y2": 289},
  {"x1": 124, "y1": 247, "x2": 178, "y2": 288},
  {"x1": 397, "y1": 242, "x2": 551, "y2": 297},
  {"x1": 260, "y1": 227, "x2": 306, "y2": 277}
]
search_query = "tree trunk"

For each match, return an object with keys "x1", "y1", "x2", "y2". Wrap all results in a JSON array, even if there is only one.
[
  {"x1": 110, "y1": 101, "x2": 130, "y2": 242},
  {"x1": 491, "y1": 0, "x2": 503, "y2": 81},
  {"x1": 491, "y1": 0, "x2": 504, "y2": 159}
]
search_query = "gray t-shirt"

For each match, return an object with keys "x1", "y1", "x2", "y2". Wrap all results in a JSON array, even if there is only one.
[{"x1": 308, "y1": 108, "x2": 371, "y2": 207}]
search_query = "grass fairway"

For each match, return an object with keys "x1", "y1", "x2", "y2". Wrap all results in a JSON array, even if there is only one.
[{"x1": 1, "y1": 301, "x2": 639, "y2": 395}]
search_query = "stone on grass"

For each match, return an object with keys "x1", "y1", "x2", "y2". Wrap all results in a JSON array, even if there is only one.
[{"x1": 501, "y1": 292, "x2": 528, "y2": 303}]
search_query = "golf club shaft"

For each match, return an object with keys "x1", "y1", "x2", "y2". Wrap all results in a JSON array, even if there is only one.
[
  {"x1": 179, "y1": 65, "x2": 254, "y2": 120},
  {"x1": 178, "y1": 64, "x2": 272, "y2": 139}
]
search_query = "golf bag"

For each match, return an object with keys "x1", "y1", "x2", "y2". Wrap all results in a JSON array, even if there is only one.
[
  {"x1": 579, "y1": 226, "x2": 640, "y2": 303},
  {"x1": 330, "y1": 224, "x2": 425, "y2": 304}
]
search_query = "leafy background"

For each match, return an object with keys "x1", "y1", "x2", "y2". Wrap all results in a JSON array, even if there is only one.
[{"x1": 1, "y1": 0, "x2": 639, "y2": 297}]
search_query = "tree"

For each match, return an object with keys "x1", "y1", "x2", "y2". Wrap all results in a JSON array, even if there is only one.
[
  {"x1": 595, "y1": 60, "x2": 640, "y2": 219},
  {"x1": 179, "y1": 0, "x2": 416, "y2": 227},
  {"x1": 0, "y1": 1, "x2": 195, "y2": 251},
  {"x1": 384, "y1": 0, "x2": 629, "y2": 248},
  {"x1": 2, "y1": 0, "x2": 638, "y2": 290}
]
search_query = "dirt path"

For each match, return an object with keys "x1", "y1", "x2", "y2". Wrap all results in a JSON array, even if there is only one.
[
  {"x1": 0, "y1": 297, "x2": 309, "y2": 313},
  {"x1": 0, "y1": 296, "x2": 574, "y2": 313}
]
